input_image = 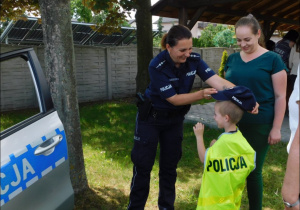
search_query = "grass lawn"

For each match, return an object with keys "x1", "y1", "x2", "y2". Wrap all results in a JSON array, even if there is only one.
[
  {"x1": 1, "y1": 98, "x2": 288, "y2": 209},
  {"x1": 76, "y1": 98, "x2": 288, "y2": 210}
]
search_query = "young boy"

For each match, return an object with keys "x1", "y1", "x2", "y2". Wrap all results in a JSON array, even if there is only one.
[{"x1": 193, "y1": 86, "x2": 257, "y2": 210}]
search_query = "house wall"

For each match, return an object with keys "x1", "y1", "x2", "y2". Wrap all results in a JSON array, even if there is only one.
[
  {"x1": 0, "y1": 44, "x2": 237, "y2": 111},
  {"x1": 160, "y1": 20, "x2": 202, "y2": 38}
]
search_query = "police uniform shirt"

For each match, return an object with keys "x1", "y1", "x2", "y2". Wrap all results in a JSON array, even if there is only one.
[{"x1": 145, "y1": 50, "x2": 215, "y2": 111}]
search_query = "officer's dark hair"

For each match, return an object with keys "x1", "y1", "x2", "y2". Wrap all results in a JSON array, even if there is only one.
[
  {"x1": 161, "y1": 25, "x2": 192, "y2": 50},
  {"x1": 235, "y1": 14, "x2": 265, "y2": 48},
  {"x1": 216, "y1": 101, "x2": 244, "y2": 124}
]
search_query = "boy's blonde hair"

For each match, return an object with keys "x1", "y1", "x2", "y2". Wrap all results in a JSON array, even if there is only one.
[{"x1": 216, "y1": 100, "x2": 244, "y2": 124}]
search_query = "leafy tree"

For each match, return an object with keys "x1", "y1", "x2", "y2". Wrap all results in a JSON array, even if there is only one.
[
  {"x1": 153, "y1": 17, "x2": 164, "y2": 48},
  {"x1": 192, "y1": 37, "x2": 201, "y2": 48},
  {"x1": 71, "y1": 0, "x2": 93, "y2": 23},
  {"x1": 213, "y1": 28, "x2": 236, "y2": 47},
  {"x1": 198, "y1": 24, "x2": 227, "y2": 47},
  {"x1": 0, "y1": 0, "x2": 40, "y2": 21},
  {"x1": 82, "y1": 0, "x2": 136, "y2": 34},
  {"x1": 0, "y1": 0, "x2": 40, "y2": 34},
  {"x1": 70, "y1": 0, "x2": 130, "y2": 27},
  {"x1": 157, "y1": 17, "x2": 164, "y2": 38},
  {"x1": 153, "y1": 36, "x2": 161, "y2": 48}
]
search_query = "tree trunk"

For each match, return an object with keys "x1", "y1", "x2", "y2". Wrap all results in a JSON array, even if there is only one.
[
  {"x1": 39, "y1": 0, "x2": 88, "y2": 193},
  {"x1": 135, "y1": 0, "x2": 153, "y2": 93}
]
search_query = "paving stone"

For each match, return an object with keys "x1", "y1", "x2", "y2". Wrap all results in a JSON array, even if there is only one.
[{"x1": 184, "y1": 102, "x2": 290, "y2": 143}]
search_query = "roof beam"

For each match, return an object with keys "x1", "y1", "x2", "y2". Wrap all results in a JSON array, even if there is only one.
[
  {"x1": 206, "y1": 6, "x2": 300, "y2": 26},
  {"x1": 262, "y1": 20, "x2": 279, "y2": 41},
  {"x1": 171, "y1": 0, "x2": 248, "y2": 8},
  {"x1": 250, "y1": 0, "x2": 285, "y2": 14},
  {"x1": 178, "y1": 7, "x2": 188, "y2": 26},
  {"x1": 151, "y1": 0, "x2": 169, "y2": 15},
  {"x1": 151, "y1": 0, "x2": 248, "y2": 14},
  {"x1": 270, "y1": 2, "x2": 299, "y2": 19},
  {"x1": 187, "y1": 6, "x2": 207, "y2": 29}
]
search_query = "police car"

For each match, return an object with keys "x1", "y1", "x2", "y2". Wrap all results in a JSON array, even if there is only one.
[{"x1": 0, "y1": 48, "x2": 74, "y2": 210}]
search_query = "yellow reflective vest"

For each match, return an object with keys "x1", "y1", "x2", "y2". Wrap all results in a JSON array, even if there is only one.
[{"x1": 197, "y1": 129, "x2": 256, "y2": 210}]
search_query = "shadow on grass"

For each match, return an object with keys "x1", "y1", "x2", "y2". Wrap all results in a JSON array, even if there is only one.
[
  {"x1": 176, "y1": 124, "x2": 223, "y2": 183},
  {"x1": 75, "y1": 186, "x2": 128, "y2": 210},
  {"x1": 79, "y1": 102, "x2": 223, "y2": 182},
  {"x1": 79, "y1": 102, "x2": 137, "y2": 159}
]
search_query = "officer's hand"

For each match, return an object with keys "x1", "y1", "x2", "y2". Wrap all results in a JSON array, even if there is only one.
[{"x1": 202, "y1": 88, "x2": 217, "y2": 100}]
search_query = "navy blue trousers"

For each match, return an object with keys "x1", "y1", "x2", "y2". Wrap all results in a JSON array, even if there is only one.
[{"x1": 127, "y1": 112, "x2": 184, "y2": 210}]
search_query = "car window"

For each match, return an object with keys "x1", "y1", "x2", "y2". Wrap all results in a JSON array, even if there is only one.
[
  {"x1": 1, "y1": 48, "x2": 74, "y2": 210},
  {"x1": 0, "y1": 56, "x2": 40, "y2": 132}
]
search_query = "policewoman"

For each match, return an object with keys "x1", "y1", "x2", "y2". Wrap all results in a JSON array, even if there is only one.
[{"x1": 127, "y1": 25, "x2": 237, "y2": 210}]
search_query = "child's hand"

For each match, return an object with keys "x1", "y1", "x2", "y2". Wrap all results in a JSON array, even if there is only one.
[
  {"x1": 193, "y1": 122, "x2": 205, "y2": 137},
  {"x1": 210, "y1": 139, "x2": 217, "y2": 147}
]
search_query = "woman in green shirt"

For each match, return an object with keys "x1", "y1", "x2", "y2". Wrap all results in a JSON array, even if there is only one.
[{"x1": 224, "y1": 14, "x2": 287, "y2": 210}]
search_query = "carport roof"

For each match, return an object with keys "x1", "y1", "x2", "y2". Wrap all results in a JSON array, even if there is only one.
[
  {"x1": 0, "y1": 17, "x2": 159, "y2": 46},
  {"x1": 151, "y1": 0, "x2": 300, "y2": 33}
]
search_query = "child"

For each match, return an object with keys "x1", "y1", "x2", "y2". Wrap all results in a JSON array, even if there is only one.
[{"x1": 193, "y1": 86, "x2": 257, "y2": 210}]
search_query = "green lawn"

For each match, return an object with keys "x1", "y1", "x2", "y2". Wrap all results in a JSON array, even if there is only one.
[{"x1": 1, "y1": 99, "x2": 288, "y2": 209}]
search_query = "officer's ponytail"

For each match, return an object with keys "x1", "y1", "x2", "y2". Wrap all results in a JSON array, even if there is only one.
[
  {"x1": 161, "y1": 33, "x2": 168, "y2": 50},
  {"x1": 161, "y1": 25, "x2": 192, "y2": 50}
]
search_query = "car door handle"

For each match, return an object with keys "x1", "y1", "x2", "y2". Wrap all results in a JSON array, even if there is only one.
[{"x1": 34, "y1": 134, "x2": 63, "y2": 156}]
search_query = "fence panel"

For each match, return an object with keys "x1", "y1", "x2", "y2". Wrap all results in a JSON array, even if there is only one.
[
  {"x1": 74, "y1": 46, "x2": 107, "y2": 102},
  {"x1": 1, "y1": 44, "x2": 234, "y2": 111}
]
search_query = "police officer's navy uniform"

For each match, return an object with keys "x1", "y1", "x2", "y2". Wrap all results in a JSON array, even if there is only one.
[{"x1": 127, "y1": 50, "x2": 215, "y2": 210}]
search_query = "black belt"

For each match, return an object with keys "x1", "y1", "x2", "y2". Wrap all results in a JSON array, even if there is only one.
[{"x1": 151, "y1": 105, "x2": 191, "y2": 118}]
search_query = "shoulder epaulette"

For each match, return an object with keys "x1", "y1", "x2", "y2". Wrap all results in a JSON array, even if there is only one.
[
  {"x1": 155, "y1": 60, "x2": 166, "y2": 69},
  {"x1": 149, "y1": 51, "x2": 168, "y2": 71},
  {"x1": 189, "y1": 53, "x2": 201, "y2": 61}
]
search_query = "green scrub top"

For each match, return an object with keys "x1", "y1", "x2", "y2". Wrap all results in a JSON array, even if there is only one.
[{"x1": 225, "y1": 51, "x2": 287, "y2": 124}]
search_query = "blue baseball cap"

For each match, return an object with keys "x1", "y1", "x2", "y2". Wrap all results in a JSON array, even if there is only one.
[{"x1": 211, "y1": 86, "x2": 256, "y2": 111}]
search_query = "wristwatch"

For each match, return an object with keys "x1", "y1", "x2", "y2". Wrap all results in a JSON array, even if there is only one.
[{"x1": 283, "y1": 198, "x2": 300, "y2": 208}]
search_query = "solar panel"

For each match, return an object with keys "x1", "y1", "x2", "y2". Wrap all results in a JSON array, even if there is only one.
[{"x1": 0, "y1": 17, "x2": 158, "y2": 46}]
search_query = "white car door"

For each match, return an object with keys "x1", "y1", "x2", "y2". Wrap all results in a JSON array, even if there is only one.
[{"x1": 0, "y1": 48, "x2": 74, "y2": 210}]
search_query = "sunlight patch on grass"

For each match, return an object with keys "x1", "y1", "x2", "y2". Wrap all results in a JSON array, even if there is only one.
[{"x1": 269, "y1": 166, "x2": 282, "y2": 172}]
